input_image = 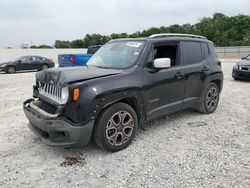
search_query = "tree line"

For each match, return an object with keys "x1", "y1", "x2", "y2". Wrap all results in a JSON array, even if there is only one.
[{"x1": 30, "y1": 13, "x2": 250, "y2": 49}]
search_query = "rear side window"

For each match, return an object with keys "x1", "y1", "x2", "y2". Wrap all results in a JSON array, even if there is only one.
[
  {"x1": 182, "y1": 41, "x2": 202, "y2": 64},
  {"x1": 201, "y1": 42, "x2": 210, "y2": 59}
]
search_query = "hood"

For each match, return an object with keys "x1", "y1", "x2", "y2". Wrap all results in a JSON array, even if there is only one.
[
  {"x1": 0, "y1": 61, "x2": 13, "y2": 66},
  {"x1": 36, "y1": 66, "x2": 123, "y2": 87},
  {"x1": 237, "y1": 59, "x2": 250, "y2": 66}
]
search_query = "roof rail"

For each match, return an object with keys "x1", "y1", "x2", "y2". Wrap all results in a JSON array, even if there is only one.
[{"x1": 149, "y1": 33, "x2": 207, "y2": 40}]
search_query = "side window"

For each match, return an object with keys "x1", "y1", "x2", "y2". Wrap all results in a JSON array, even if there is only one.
[
  {"x1": 153, "y1": 43, "x2": 179, "y2": 67},
  {"x1": 20, "y1": 57, "x2": 27, "y2": 62},
  {"x1": 182, "y1": 41, "x2": 202, "y2": 64},
  {"x1": 34, "y1": 57, "x2": 42, "y2": 61},
  {"x1": 201, "y1": 42, "x2": 210, "y2": 59},
  {"x1": 26, "y1": 56, "x2": 33, "y2": 62}
]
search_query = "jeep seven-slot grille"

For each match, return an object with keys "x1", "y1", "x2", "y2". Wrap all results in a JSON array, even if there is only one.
[{"x1": 38, "y1": 83, "x2": 63, "y2": 104}]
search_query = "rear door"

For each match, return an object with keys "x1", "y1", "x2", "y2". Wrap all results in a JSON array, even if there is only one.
[
  {"x1": 31, "y1": 56, "x2": 43, "y2": 69},
  {"x1": 143, "y1": 42, "x2": 186, "y2": 120},
  {"x1": 181, "y1": 41, "x2": 210, "y2": 108}
]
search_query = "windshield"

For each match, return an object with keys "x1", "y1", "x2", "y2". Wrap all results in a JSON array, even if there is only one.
[
  {"x1": 87, "y1": 41, "x2": 145, "y2": 69},
  {"x1": 15, "y1": 56, "x2": 27, "y2": 61}
]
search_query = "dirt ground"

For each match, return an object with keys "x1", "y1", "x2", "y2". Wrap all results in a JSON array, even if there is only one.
[{"x1": 0, "y1": 62, "x2": 249, "y2": 187}]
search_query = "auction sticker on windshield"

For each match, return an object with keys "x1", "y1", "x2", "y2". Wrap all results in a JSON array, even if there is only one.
[{"x1": 126, "y1": 42, "x2": 143, "y2": 48}]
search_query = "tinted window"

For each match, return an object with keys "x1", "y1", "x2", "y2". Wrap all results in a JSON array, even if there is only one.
[
  {"x1": 201, "y1": 42, "x2": 210, "y2": 59},
  {"x1": 34, "y1": 57, "x2": 42, "y2": 61},
  {"x1": 154, "y1": 44, "x2": 179, "y2": 67},
  {"x1": 182, "y1": 41, "x2": 202, "y2": 64},
  {"x1": 20, "y1": 57, "x2": 27, "y2": 62},
  {"x1": 26, "y1": 56, "x2": 33, "y2": 61}
]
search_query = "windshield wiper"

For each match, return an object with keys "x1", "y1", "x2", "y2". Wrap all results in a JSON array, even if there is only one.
[{"x1": 93, "y1": 65, "x2": 111, "y2": 69}]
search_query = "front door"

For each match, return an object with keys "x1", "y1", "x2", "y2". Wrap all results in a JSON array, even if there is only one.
[
  {"x1": 143, "y1": 42, "x2": 186, "y2": 121},
  {"x1": 16, "y1": 57, "x2": 31, "y2": 70}
]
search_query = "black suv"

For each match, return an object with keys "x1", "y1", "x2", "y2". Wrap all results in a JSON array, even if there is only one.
[{"x1": 23, "y1": 34, "x2": 223, "y2": 152}]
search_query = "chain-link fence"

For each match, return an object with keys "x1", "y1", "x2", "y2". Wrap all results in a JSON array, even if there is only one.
[{"x1": 215, "y1": 46, "x2": 250, "y2": 58}]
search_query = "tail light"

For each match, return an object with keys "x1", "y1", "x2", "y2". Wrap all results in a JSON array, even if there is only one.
[{"x1": 70, "y1": 56, "x2": 75, "y2": 64}]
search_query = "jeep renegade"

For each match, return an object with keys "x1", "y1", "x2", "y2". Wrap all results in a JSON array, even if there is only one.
[{"x1": 23, "y1": 33, "x2": 223, "y2": 152}]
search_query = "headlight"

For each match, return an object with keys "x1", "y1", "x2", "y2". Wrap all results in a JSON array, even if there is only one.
[
  {"x1": 61, "y1": 87, "x2": 69, "y2": 104},
  {"x1": 0, "y1": 64, "x2": 6, "y2": 67}
]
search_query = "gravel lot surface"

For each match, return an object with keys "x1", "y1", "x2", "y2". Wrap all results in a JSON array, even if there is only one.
[{"x1": 0, "y1": 62, "x2": 249, "y2": 188}]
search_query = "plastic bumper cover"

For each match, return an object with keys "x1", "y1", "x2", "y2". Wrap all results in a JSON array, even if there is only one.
[
  {"x1": 232, "y1": 69, "x2": 250, "y2": 80},
  {"x1": 23, "y1": 99, "x2": 95, "y2": 147}
]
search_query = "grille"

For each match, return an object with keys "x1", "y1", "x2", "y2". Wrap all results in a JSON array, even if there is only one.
[{"x1": 38, "y1": 82, "x2": 68, "y2": 104}]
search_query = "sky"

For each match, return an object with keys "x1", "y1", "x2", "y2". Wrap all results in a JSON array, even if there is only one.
[{"x1": 0, "y1": 0, "x2": 249, "y2": 48}]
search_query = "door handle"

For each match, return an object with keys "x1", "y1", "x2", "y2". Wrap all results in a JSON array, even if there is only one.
[
  {"x1": 202, "y1": 66, "x2": 210, "y2": 72},
  {"x1": 175, "y1": 72, "x2": 185, "y2": 79}
]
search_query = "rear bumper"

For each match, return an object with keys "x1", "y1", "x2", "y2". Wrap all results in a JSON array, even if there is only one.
[
  {"x1": 23, "y1": 99, "x2": 95, "y2": 147},
  {"x1": 232, "y1": 69, "x2": 250, "y2": 80}
]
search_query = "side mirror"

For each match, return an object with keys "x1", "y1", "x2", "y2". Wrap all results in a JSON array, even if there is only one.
[
  {"x1": 18, "y1": 60, "x2": 22, "y2": 63},
  {"x1": 153, "y1": 58, "x2": 171, "y2": 69}
]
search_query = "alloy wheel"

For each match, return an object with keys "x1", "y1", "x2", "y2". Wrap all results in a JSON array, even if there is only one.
[
  {"x1": 42, "y1": 64, "x2": 48, "y2": 70},
  {"x1": 206, "y1": 86, "x2": 218, "y2": 111},
  {"x1": 106, "y1": 111, "x2": 134, "y2": 146},
  {"x1": 8, "y1": 66, "x2": 15, "y2": 73}
]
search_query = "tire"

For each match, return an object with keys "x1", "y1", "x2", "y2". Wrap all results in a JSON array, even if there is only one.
[
  {"x1": 233, "y1": 76, "x2": 239, "y2": 80},
  {"x1": 41, "y1": 64, "x2": 49, "y2": 70},
  {"x1": 7, "y1": 66, "x2": 16, "y2": 74},
  {"x1": 196, "y1": 82, "x2": 220, "y2": 114},
  {"x1": 93, "y1": 102, "x2": 138, "y2": 152}
]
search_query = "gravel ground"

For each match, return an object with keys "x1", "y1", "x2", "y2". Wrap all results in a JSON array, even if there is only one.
[{"x1": 0, "y1": 62, "x2": 249, "y2": 188}]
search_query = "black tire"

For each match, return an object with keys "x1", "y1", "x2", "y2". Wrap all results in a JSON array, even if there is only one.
[
  {"x1": 196, "y1": 82, "x2": 220, "y2": 114},
  {"x1": 7, "y1": 66, "x2": 16, "y2": 74},
  {"x1": 233, "y1": 76, "x2": 239, "y2": 80},
  {"x1": 41, "y1": 64, "x2": 49, "y2": 70},
  {"x1": 93, "y1": 102, "x2": 138, "y2": 152}
]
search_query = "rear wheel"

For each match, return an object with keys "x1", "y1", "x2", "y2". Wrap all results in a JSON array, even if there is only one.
[
  {"x1": 197, "y1": 82, "x2": 220, "y2": 114},
  {"x1": 7, "y1": 66, "x2": 16, "y2": 74},
  {"x1": 42, "y1": 64, "x2": 49, "y2": 70},
  {"x1": 93, "y1": 102, "x2": 138, "y2": 152}
]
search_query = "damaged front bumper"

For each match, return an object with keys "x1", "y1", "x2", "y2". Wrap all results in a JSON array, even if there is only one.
[{"x1": 23, "y1": 99, "x2": 95, "y2": 147}]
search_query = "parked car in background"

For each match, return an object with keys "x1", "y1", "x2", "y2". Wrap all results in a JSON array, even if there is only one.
[
  {"x1": 0, "y1": 56, "x2": 55, "y2": 74},
  {"x1": 232, "y1": 54, "x2": 250, "y2": 80},
  {"x1": 58, "y1": 45, "x2": 102, "y2": 67},
  {"x1": 23, "y1": 34, "x2": 223, "y2": 152}
]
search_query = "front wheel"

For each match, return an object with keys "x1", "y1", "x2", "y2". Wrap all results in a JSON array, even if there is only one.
[
  {"x1": 197, "y1": 82, "x2": 220, "y2": 114},
  {"x1": 7, "y1": 66, "x2": 16, "y2": 74},
  {"x1": 233, "y1": 76, "x2": 239, "y2": 80},
  {"x1": 93, "y1": 103, "x2": 138, "y2": 152}
]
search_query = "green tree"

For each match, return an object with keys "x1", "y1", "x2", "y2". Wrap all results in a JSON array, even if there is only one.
[
  {"x1": 52, "y1": 13, "x2": 250, "y2": 47},
  {"x1": 70, "y1": 39, "x2": 84, "y2": 48},
  {"x1": 30, "y1": 45, "x2": 53, "y2": 49},
  {"x1": 54, "y1": 40, "x2": 71, "y2": 48}
]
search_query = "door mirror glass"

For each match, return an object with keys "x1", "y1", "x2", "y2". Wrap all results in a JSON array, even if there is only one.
[{"x1": 153, "y1": 58, "x2": 171, "y2": 69}]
